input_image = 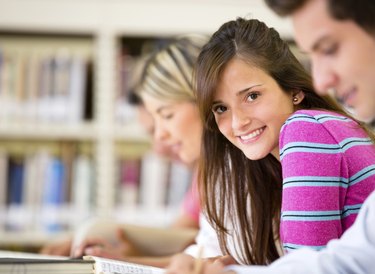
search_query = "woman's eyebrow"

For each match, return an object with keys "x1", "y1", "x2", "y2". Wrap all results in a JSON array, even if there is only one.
[
  {"x1": 156, "y1": 105, "x2": 172, "y2": 114},
  {"x1": 236, "y1": 84, "x2": 262, "y2": 97}
]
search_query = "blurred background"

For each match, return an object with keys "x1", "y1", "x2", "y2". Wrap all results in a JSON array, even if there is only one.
[{"x1": 0, "y1": 0, "x2": 302, "y2": 252}]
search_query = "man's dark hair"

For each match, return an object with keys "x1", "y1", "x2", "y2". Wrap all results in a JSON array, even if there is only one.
[{"x1": 265, "y1": 0, "x2": 375, "y2": 36}]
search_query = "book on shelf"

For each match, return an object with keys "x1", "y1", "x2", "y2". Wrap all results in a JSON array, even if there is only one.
[
  {"x1": 5, "y1": 156, "x2": 26, "y2": 231},
  {"x1": 41, "y1": 156, "x2": 67, "y2": 232},
  {"x1": 71, "y1": 154, "x2": 94, "y2": 221},
  {"x1": 6, "y1": 156, "x2": 25, "y2": 206},
  {"x1": 118, "y1": 158, "x2": 141, "y2": 208},
  {"x1": 0, "y1": 150, "x2": 8, "y2": 213},
  {"x1": 166, "y1": 161, "x2": 192, "y2": 206},
  {"x1": 139, "y1": 152, "x2": 169, "y2": 209},
  {"x1": 0, "y1": 250, "x2": 164, "y2": 274},
  {"x1": 115, "y1": 50, "x2": 138, "y2": 124}
]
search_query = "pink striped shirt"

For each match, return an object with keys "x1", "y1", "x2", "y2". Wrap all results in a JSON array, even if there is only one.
[{"x1": 279, "y1": 109, "x2": 375, "y2": 252}]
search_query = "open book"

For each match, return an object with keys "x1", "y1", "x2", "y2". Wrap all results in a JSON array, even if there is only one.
[
  {"x1": 0, "y1": 250, "x2": 165, "y2": 274},
  {"x1": 84, "y1": 255, "x2": 165, "y2": 274},
  {"x1": 72, "y1": 218, "x2": 198, "y2": 256}
]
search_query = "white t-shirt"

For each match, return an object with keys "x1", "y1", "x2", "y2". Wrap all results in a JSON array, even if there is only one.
[
  {"x1": 184, "y1": 213, "x2": 222, "y2": 258},
  {"x1": 227, "y1": 190, "x2": 375, "y2": 274}
]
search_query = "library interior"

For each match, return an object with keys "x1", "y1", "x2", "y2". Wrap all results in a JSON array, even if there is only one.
[{"x1": 0, "y1": 0, "x2": 296, "y2": 254}]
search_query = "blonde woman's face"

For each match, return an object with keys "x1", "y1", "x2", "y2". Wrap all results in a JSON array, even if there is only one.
[
  {"x1": 137, "y1": 105, "x2": 181, "y2": 162},
  {"x1": 141, "y1": 93, "x2": 202, "y2": 165}
]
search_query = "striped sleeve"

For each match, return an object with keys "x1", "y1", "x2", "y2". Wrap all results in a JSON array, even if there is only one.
[{"x1": 279, "y1": 111, "x2": 375, "y2": 252}]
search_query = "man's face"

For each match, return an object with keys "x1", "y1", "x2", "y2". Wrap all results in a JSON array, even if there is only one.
[{"x1": 292, "y1": 0, "x2": 375, "y2": 122}]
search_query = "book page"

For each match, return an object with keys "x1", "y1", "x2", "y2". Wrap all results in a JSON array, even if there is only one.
[
  {"x1": 84, "y1": 255, "x2": 165, "y2": 274},
  {"x1": 72, "y1": 218, "x2": 198, "y2": 256}
]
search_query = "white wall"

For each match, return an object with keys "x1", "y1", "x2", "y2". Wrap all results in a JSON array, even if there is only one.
[{"x1": 0, "y1": 0, "x2": 293, "y2": 38}]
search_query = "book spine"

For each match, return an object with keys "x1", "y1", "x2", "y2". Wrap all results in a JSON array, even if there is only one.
[
  {"x1": 41, "y1": 156, "x2": 66, "y2": 232},
  {"x1": 139, "y1": 152, "x2": 169, "y2": 210},
  {"x1": 5, "y1": 156, "x2": 25, "y2": 231},
  {"x1": 118, "y1": 158, "x2": 141, "y2": 208},
  {"x1": 166, "y1": 161, "x2": 192, "y2": 207},
  {"x1": 71, "y1": 154, "x2": 94, "y2": 226}
]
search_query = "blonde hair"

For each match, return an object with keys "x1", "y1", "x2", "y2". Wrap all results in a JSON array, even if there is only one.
[{"x1": 136, "y1": 34, "x2": 208, "y2": 102}]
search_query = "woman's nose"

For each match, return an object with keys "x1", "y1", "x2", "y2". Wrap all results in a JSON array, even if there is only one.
[
  {"x1": 153, "y1": 124, "x2": 168, "y2": 142},
  {"x1": 231, "y1": 108, "x2": 251, "y2": 130}
]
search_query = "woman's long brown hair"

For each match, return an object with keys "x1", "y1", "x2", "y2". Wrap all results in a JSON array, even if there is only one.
[{"x1": 194, "y1": 17, "x2": 374, "y2": 265}]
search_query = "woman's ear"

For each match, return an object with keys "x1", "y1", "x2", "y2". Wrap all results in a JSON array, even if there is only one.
[{"x1": 292, "y1": 90, "x2": 305, "y2": 105}]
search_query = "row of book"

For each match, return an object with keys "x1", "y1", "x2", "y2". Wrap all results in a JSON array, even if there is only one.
[
  {"x1": 114, "y1": 38, "x2": 172, "y2": 125},
  {"x1": 0, "y1": 47, "x2": 93, "y2": 124},
  {"x1": 0, "y1": 149, "x2": 95, "y2": 233},
  {"x1": 0, "y1": 36, "x2": 172, "y2": 126},
  {"x1": 114, "y1": 52, "x2": 138, "y2": 125},
  {"x1": 115, "y1": 153, "x2": 192, "y2": 211},
  {"x1": 0, "y1": 148, "x2": 193, "y2": 233}
]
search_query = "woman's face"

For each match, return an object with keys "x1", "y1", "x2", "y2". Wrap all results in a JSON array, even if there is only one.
[
  {"x1": 212, "y1": 58, "x2": 296, "y2": 161},
  {"x1": 293, "y1": 0, "x2": 375, "y2": 122},
  {"x1": 141, "y1": 93, "x2": 202, "y2": 165},
  {"x1": 137, "y1": 105, "x2": 180, "y2": 161}
]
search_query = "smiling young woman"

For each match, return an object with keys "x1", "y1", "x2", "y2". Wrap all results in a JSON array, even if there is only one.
[
  {"x1": 194, "y1": 17, "x2": 375, "y2": 266},
  {"x1": 165, "y1": 0, "x2": 375, "y2": 272}
]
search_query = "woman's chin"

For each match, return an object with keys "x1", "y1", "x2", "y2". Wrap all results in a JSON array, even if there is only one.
[{"x1": 244, "y1": 151, "x2": 268, "y2": 161}]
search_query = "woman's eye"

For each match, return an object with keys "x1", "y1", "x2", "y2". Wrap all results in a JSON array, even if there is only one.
[
  {"x1": 162, "y1": 113, "x2": 173, "y2": 119},
  {"x1": 212, "y1": 105, "x2": 227, "y2": 114},
  {"x1": 246, "y1": 92, "x2": 259, "y2": 102}
]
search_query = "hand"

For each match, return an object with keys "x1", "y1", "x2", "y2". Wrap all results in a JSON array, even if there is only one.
[
  {"x1": 71, "y1": 227, "x2": 142, "y2": 259},
  {"x1": 212, "y1": 255, "x2": 238, "y2": 266},
  {"x1": 40, "y1": 237, "x2": 72, "y2": 256},
  {"x1": 166, "y1": 253, "x2": 237, "y2": 274},
  {"x1": 166, "y1": 253, "x2": 197, "y2": 274}
]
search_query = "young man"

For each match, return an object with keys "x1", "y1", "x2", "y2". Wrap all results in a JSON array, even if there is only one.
[{"x1": 266, "y1": 0, "x2": 375, "y2": 125}]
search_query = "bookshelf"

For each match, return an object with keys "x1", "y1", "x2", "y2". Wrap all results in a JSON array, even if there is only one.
[{"x1": 0, "y1": 0, "x2": 292, "y2": 248}]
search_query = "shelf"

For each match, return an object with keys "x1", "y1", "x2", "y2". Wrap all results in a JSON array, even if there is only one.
[
  {"x1": 0, "y1": 120, "x2": 149, "y2": 141},
  {"x1": 0, "y1": 206, "x2": 180, "y2": 247},
  {"x1": 112, "y1": 206, "x2": 181, "y2": 228},
  {"x1": 0, "y1": 231, "x2": 70, "y2": 247},
  {"x1": 0, "y1": 0, "x2": 294, "y2": 248},
  {"x1": 0, "y1": 122, "x2": 97, "y2": 141},
  {"x1": 114, "y1": 123, "x2": 150, "y2": 143}
]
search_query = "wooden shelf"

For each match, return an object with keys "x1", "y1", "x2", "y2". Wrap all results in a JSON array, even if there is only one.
[
  {"x1": 0, "y1": 231, "x2": 70, "y2": 247},
  {"x1": 0, "y1": 122, "x2": 97, "y2": 141}
]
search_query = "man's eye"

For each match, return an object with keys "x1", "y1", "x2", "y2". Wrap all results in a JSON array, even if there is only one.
[
  {"x1": 212, "y1": 105, "x2": 227, "y2": 114},
  {"x1": 322, "y1": 44, "x2": 338, "y2": 55}
]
